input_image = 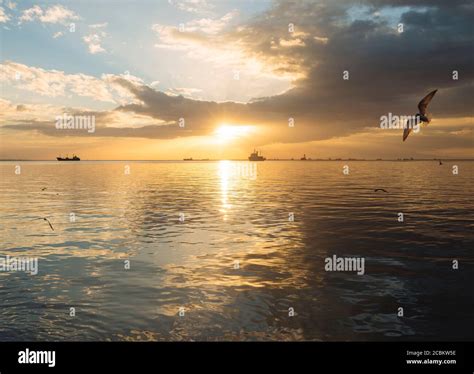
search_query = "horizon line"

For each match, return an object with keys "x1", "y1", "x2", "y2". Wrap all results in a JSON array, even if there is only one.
[{"x1": 1, "y1": 158, "x2": 474, "y2": 162}]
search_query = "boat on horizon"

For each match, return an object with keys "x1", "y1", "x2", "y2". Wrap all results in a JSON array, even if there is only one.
[
  {"x1": 248, "y1": 149, "x2": 266, "y2": 161},
  {"x1": 301, "y1": 154, "x2": 307, "y2": 160},
  {"x1": 183, "y1": 157, "x2": 193, "y2": 161},
  {"x1": 57, "y1": 154, "x2": 80, "y2": 161}
]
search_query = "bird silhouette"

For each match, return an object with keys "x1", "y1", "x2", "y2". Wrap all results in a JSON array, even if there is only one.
[
  {"x1": 33, "y1": 217, "x2": 54, "y2": 231},
  {"x1": 403, "y1": 89, "x2": 437, "y2": 141},
  {"x1": 374, "y1": 188, "x2": 388, "y2": 193},
  {"x1": 41, "y1": 187, "x2": 47, "y2": 191}
]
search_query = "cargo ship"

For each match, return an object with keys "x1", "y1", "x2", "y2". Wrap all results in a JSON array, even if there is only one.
[
  {"x1": 248, "y1": 149, "x2": 266, "y2": 161},
  {"x1": 57, "y1": 154, "x2": 80, "y2": 161}
]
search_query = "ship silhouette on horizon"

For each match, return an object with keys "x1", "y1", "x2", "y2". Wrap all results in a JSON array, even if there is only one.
[
  {"x1": 57, "y1": 154, "x2": 80, "y2": 161},
  {"x1": 248, "y1": 149, "x2": 266, "y2": 161}
]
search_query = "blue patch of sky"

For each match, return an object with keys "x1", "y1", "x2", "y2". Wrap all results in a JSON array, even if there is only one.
[
  {"x1": 346, "y1": 4, "x2": 433, "y2": 28},
  {"x1": 1, "y1": 0, "x2": 272, "y2": 79}
]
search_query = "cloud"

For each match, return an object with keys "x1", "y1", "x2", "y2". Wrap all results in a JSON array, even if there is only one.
[
  {"x1": 166, "y1": 87, "x2": 203, "y2": 98},
  {"x1": 168, "y1": 0, "x2": 215, "y2": 14},
  {"x1": 123, "y1": 0, "x2": 474, "y2": 145},
  {"x1": 83, "y1": 32, "x2": 106, "y2": 54},
  {"x1": 151, "y1": 9, "x2": 294, "y2": 96},
  {"x1": 3, "y1": 0, "x2": 473, "y2": 158},
  {"x1": 3, "y1": 76, "x2": 472, "y2": 161},
  {"x1": 0, "y1": 98, "x2": 76, "y2": 125},
  {"x1": 0, "y1": 7, "x2": 10, "y2": 23},
  {"x1": 82, "y1": 23, "x2": 108, "y2": 54},
  {"x1": 152, "y1": 9, "x2": 238, "y2": 48},
  {"x1": 52, "y1": 31, "x2": 63, "y2": 39},
  {"x1": 0, "y1": 96, "x2": 172, "y2": 140},
  {"x1": 185, "y1": 10, "x2": 238, "y2": 34},
  {"x1": 0, "y1": 61, "x2": 141, "y2": 103},
  {"x1": 279, "y1": 38, "x2": 306, "y2": 47},
  {"x1": 18, "y1": 5, "x2": 42, "y2": 23},
  {"x1": 19, "y1": 4, "x2": 79, "y2": 24},
  {"x1": 6, "y1": 1, "x2": 16, "y2": 10},
  {"x1": 226, "y1": 1, "x2": 472, "y2": 122}
]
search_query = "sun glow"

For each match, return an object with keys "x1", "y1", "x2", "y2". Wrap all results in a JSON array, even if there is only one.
[{"x1": 214, "y1": 124, "x2": 254, "y2": 142}]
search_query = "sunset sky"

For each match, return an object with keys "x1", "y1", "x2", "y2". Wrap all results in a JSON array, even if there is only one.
[{"x1": 0, "y1": 0, "x2": 472, "y2": 160}]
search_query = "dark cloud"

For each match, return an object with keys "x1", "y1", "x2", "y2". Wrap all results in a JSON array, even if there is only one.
[
  {"x1": 127, "y1": 0, "x2": 473, "y2": 142},
  {"x1": 114, "y1": 77, "x2": 250, "y2": 133},
  {"x1": 356, "y1": 0, "x2": 472, "y2": 7},
  {"x1": 5, "y1": 0, "x2": 473, "y2": 150}
]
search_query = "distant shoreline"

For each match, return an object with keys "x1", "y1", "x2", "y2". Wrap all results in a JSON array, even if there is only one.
[{"x1": 1, "y1": 159, "x2": 474, "y2": 162}]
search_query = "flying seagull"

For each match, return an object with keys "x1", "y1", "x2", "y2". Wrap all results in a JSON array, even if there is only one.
[
  {"x1": 374, "y1": 188, "x2": 388, "y2": 193},
  {"x1": 33, "y1": 217, "x2": 55, "y2": 231},
  {"x1": 403, "y1": 89, "x2": 438, "y2": 141}
]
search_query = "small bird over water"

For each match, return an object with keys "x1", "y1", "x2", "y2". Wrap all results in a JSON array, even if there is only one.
[
  {"x1": 403, "y1": 89, "x2": 438, "y2": 141},
  {"x1": 374, "y1": 188, "x2": 388, "y2": 193},
  {"x1": 33, "y1": 217, "x2": 54, "y2": 231}
]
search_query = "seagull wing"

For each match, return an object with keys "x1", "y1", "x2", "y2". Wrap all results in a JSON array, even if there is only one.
[
  {"x1": 403, "y1": 120, "x2": 411, "y2": 141},
  {"x1": 31, "y1": 217, "x2": 54, "y2": 231},
  {"x1": 418, "y1": 89, "x2": 437, "y2": 115},
  {"x1": 44, "y1": 218, "x2": 54, "y2": 231}
]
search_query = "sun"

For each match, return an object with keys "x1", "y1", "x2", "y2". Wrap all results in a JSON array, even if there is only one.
[{"x1": 214, "y1": 124, "x2": 253, "y2": 142}]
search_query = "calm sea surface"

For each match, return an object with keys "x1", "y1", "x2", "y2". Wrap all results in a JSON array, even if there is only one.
[{"x1": 0, "y1": 161, "x2": 473, "y2": 341}]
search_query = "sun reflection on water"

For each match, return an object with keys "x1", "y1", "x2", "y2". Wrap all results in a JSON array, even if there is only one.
[{"x1": 219, "y1": 160, "x2": 233, "y2": 219}]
